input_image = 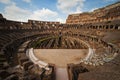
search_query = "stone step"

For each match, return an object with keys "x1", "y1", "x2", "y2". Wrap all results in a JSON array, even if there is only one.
[
  {"x1": 4, "y1": 74, "x2": 18, "y2": 80},
  {"x1": 19, "y1": 58, "x2": 29, "y2": 66},
  {"x1": 0, "y1": 54, "x2": 5, "y2": 57},
  {"x1": 23, "y1": 61, "x2": 33, "y2": 71},
  {"x1": 0, "y1": 58, "x2": 7, "y2": 62},
  {"x1": 0, "y1": 70, "x2": 10, "y2": 79}
]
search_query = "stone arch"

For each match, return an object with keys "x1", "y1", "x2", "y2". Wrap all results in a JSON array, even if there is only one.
[
  {"x1": 96, "y1": 26, "x2": 98, "y2": 29},
  {"x1": 110, "y1": 25, "x2": 113, "y2": 29},
  {"x1": 106, "y1": 25, "x2": 109, "y2": 29},
  {"x1": 99, "y1": 25, "x2": 102, "y2": 29},
  {"x1": 93, "y1": 26, "x2": 95, "y2": 29},
  {"x1": 102, "y1": 25, "x2": 105, "y2": 29}
]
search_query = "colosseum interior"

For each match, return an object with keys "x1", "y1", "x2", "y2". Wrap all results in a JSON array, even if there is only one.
[{"x1": 0, "y1": 1, "x2": 120, "y2": 80}]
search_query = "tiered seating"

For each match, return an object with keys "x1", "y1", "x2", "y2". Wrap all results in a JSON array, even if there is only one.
[
  {"x1": 0, "y1": 53, "x2": 7, "y2": 68},
  {"x1": 0, "y1": 4, "x2": 120, "y2": 79},
  {"x1": 77, "y1": 51, "x2": 120, "y2": 80},
  {"x1": 18, "y1": 38, "x2": 55, "y2": 80},
  {"x1": 65, "y1": 29, "x2": 119, "y2": 80},
  {"x1": 27, "y1": 48, "x2": 49, "y2": 70},
  {"x1": 0, "y1": 30, "x2": 55, "y2": 80}
]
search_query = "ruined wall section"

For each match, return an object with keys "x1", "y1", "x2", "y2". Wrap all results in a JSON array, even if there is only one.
[
  {"x1": 66, "y1": 2, "x2": 120, "y2": 25},
  {"x1": 0, "y1": 14, "x2": 60, "y2": 30}
]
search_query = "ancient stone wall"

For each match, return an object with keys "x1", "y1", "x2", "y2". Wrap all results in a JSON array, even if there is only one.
[
  {"x1": 66, "y1": 2, "x2": 120, "y2": 25},
  {"x1": 0, "y1": 14, "x2": 60, "y2": 30}
]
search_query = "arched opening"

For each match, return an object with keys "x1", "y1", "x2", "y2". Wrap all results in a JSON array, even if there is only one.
[
  {"x1": 115, "y1": 25, "x2": 118, "y2": 30},
  {"x1": 99, "y1": 26, "x2": 102, "y2": 29},
  {"x1": 106, "y1": 25, "x2": 109, "y2": 29},
  {"x1": 110, "y1": 25, "x2": 113, "y2": 29}
]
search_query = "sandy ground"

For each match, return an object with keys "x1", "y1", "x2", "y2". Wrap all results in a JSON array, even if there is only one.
[{"x1": 34, "y1": 49, "x2": 88, "y2": 68}]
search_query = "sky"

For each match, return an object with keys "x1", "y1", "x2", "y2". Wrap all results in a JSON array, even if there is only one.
[{"x1": 0, "y1": 0, "x2": 119, "y2": 23}]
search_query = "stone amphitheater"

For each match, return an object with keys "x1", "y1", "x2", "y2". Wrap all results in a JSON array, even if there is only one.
[{"x1": 0, "y1": 1, "x2": 120, "y2": 80}]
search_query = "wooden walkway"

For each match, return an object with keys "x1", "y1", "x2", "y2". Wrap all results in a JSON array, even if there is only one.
[{"x1": 56, "y1": 68, "x2": 69, "y2": 80}]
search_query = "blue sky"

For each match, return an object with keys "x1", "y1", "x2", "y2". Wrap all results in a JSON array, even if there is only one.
[{"x1": 0, "y1": 0, "x2": 119, "y2": 23}]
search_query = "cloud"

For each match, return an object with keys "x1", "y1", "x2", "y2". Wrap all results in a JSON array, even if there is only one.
[
  {"x1": 90, "y1": 8, "x2": 98, "y2": 12},
  {"x1": 29, "y1": 8, "x2": 58, "y2": 21},
  {"x1": 56, "y1": 18, "x2": 65, "y2": 23},
  {"x1": 57, "y1": 0, "x2": 85, "y2": 13},
  {"x1": 2, "y1": 0, "x2": 64, "y2": 23},
  {"x1": 4, "y1": 3, "x2": 31, "y2": 21},
  {"x1": 103, "y1": 0, "x2": 119, "y2": 2},
  {"x1": 3, "y1": 2, "x2": 59, "y2": 22},
  {"x1": 0, "y1": 0, "x2": 11, "y2": 4},
  {"x1": 23, "y1": 0, "x2": 31, "y2": 3}
]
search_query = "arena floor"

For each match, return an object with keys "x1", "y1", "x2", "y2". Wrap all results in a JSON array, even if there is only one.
[{"x1": 33, "y1": 49, "x2": 88, "y2": 68}]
